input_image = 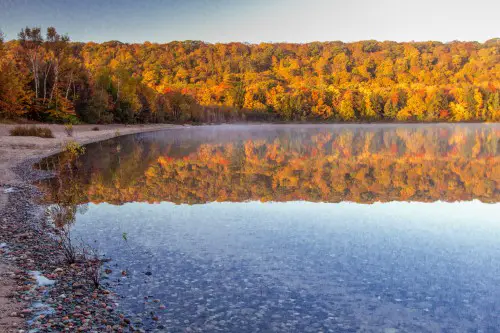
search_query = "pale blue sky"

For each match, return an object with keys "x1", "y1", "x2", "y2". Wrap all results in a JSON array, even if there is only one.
[{"x1": 0, "y1": 0, "x2": 498, "y2": 43}]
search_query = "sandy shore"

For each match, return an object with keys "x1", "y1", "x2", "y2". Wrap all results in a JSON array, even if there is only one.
[
  {"x1": 0, "y1": 123, "x2": 182, "y2": 185},
  {"x1": 0, "y1": 123, "x2": 182, "y2": 332}
]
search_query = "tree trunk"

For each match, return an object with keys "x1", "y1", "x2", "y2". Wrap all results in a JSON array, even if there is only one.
[
  {"x1": 43, "y1": 62, "x2": 52, "y2": 104},
  {"x1": 30, "y1": 54, "x2": 38, "y2": 101},
  {"x1": 49, "y1": 60, "x2": 59, "y2": 106},
  {"x1": 66, "y1": 72, "x2": 73, "y2": 99}
]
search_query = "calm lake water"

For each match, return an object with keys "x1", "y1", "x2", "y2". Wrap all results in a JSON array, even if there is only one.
[{"x1": 37, "y1": 124, "x2": 499, "y2": 332}]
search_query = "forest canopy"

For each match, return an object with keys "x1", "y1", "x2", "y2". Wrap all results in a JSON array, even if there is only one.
[{"x1": 0, "y1": 27, "x2": 499, "y2": 123}]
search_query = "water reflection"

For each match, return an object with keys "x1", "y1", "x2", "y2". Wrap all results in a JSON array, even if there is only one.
[
  {"x1": 37, "y1": 124, "x2": 499, "y2": 208},
  {"x1": 34, "y1": 125, "x2": 500, "y2": 332}
]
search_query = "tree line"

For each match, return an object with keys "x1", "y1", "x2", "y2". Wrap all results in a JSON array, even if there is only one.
[{"x1": 1, "y1": 27, "x2": 499, "y2": 123}]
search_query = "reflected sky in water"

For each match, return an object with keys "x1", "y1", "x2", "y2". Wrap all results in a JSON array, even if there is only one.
[{"x1": 37, "y1": 124, "x2": 500, "y2": 332}]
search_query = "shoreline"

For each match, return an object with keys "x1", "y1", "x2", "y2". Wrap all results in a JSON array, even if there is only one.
[
  {"x1": 0, "y1": 123, "x2": 184, "y2": 332},
  {"x1": 0, "y1": 122, "x2": 497, "y2": 331},
  {"x1": 0, "y1": 123, "x2": 185, "y2": 185}
]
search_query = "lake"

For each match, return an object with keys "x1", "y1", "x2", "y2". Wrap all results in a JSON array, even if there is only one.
[{"x1": 36, "y1": 124, "x2": 499, "y2": 332}]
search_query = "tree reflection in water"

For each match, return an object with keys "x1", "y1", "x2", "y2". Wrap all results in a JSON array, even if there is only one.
[{"x1": 36, "y1": 125, "x2": 499, "y2": 227}]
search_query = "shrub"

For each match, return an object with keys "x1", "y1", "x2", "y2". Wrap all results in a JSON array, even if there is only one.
[
  {"x1": 10, "y1": 126, "x2": 54, "y2": 138},
  {"x1": 82, "y1": 245, "x2": 104, "y2": 289},
  {"x1": 47, "y1": 205, "x2": 78, "y2": 264},
  {"x1": 91, "y1": 126, "x2": 99, "y2": 131},
  {"x1": 57, "y1": 227, "x2": 78, "y2": 264},
  {"x1": 64, "y1": 124, "x2": 74, "y2": 137},
  {"x1": 64, "y1": 141, "x2": 86, "y2": 157}
]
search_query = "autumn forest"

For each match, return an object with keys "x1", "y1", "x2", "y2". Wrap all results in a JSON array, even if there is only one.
[{"x1": 0, "y1": 27, "x2": 499, "y2": 123}]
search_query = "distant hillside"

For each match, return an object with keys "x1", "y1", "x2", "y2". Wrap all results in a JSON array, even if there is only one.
[{"x1": 1, "y1": 27, "x2": 499, "y2": 123}]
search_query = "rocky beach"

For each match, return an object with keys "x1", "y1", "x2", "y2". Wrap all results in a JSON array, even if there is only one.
[{"x1": 0, "y1": 124, "x2": 181, "y2": 332}]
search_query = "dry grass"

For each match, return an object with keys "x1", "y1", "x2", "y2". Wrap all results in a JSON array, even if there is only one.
[{"x1": 9, "y1": 126, "x2": 54, "y2": 138}]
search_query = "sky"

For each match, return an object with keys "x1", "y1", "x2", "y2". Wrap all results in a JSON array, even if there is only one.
[{"x1": 0, "y1": 0, "x2": 498, "y2": 43}]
